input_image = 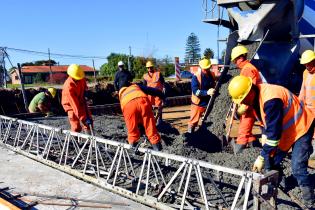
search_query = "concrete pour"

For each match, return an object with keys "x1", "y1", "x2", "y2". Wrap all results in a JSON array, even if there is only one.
[{"x1": 0, "y1": 146, "x2": 152, "y2": 210}]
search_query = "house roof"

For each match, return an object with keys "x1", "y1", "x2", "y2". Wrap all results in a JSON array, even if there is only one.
[{"x1": 13, "y1": 65, "x2": 96, "y2": 74}]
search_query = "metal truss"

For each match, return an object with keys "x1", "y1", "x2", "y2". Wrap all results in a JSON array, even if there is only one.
[{"x1": 0, "y1": 115, "x2": 278, "y2": 210}]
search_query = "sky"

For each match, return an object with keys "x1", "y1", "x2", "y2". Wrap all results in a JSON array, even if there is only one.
[{"x1": 1, "y1": 0, "x2": 228, "y2": 69}]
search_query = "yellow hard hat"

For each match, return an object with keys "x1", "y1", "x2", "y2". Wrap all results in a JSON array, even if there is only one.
[
  {"x1": 67, "y1": 64, "x2": 85, "y2": 80},
  {"x1": 146, "y1": 61, "x2": 154, "y2": 68},
  {"x1": 47, "y1": 87, "x2": 56, "y2": 98},
  {"x1": 231, "y1": 45, "x2": 248, "y2": 61},
  {"x1": 199, "y1": 58, "x2": 212, "y2": 69},
  {"x1": 300, "y1": 50, "x2": 315, "y2": 64},
  {"x1": 228, "y1": 75, "x2": 252, "y2": 104}
]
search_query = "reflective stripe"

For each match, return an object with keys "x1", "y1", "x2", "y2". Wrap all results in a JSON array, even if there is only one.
[
  {"x1": 266, "y1": 139, "x2": 279, "y2": 147},
  {"x1": 305, "y1": 86, "x2": 315, "y2": 90},
  {"x1": 283, "y1": 101, "x2": 304, "y2": 130},
  {"x1": 283, "y1": 92, "x2": 293, "y2": 116},
  {"x1": 121, "y1": 88, "x2": 137, "y2": 99},
  {"x1": 196, "y1": 90, "x2": 201, "y2": 96}
]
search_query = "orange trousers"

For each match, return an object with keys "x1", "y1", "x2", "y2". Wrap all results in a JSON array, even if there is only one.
[
  {"x1": 236, "y1": 106, "x2": 256, "y2": 145},
  {"x1": 188, "y1": 104, "x2": 206, "y2": 127},
  {"x1": 67, "y1": 110, "x2": 89, "y2": 132},
  {"x1": 148, "y1": 95, "x2": 163, "y2": 108},
  {"x1": 122, "y1": 97, "x2": 161, "y2": 145}
]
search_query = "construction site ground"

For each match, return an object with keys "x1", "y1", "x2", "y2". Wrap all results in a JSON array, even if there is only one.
[{"x1": 0, "y1": 146, "x2": 151, "y2": 210}]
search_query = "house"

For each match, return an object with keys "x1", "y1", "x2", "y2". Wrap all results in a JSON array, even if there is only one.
[{"x1": 10, "y1": 65, "x2": 97, "y2": 84}]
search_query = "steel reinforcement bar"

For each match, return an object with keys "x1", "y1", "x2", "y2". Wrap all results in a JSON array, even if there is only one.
[{"x1": 0, "y1": 115, "x2": 278, "y2": 210}]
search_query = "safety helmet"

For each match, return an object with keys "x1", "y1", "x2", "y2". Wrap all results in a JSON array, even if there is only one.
[
  {"x1": 228, "y1": 75, "x2": 252, "y2": 104},
  {"x1": 199, "y1": 58, "x2": 212, "y2": 69},
  {"x1": 47, "y1": 87, "x2": 56, "y2": 98},
  {"x1": 118, "y1": 61, "x2": 124, "y2": 66},
  {"x1": 67, "y1": 64, "x2": 85, "y2": 80},
  {"x1": 231, "y1": 45, "x2": 248, "y2": 61},
  {"x1": 146, "y1": 61, "x2": 154, "y2": 68},
  {"x1": 300, "y1": 50, "x2": 315, "y2": 64}
]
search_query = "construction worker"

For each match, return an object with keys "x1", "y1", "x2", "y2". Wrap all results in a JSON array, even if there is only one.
[
  {"x1": 118, "y1": 80, "x2": 164, "y2": 151},
  {"x1": 114, "y1": 61, "x2": 134, "y2": 91},
  {"x1": 187, "y1": 58, "x2": 215, "y2": 134},
  {"x1": 299, "y1": 49, "x2": 315, "y2": 160},
  {"x1": 230, "y1": 45, "x2": 263, "y2": 153},
  {"x1": 143, "y1": 61, "x2": 165, "y2": 125},
  {"x1": 62, "y1": 64, "x2": 93, "y2": 134},
  {"x1": 28, "y1": 88, "x2": 56, "y2": 117},
  {"x1": 228, "y1": 75, "x2": 315, "y2": 207}
]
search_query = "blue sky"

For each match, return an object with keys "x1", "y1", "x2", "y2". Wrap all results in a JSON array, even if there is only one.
[{"x1": 1, "y1": 0, "x2": 228, "y2": 69}]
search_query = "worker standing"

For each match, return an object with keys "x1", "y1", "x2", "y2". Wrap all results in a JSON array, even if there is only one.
[
  {"x1": 28, "y1": 88, "x2": 56, "y2": 117},
  {"x1": 230, "y1": 45, "x2": 263, "y2": 153},
  {"x1": 118, "y1": 80, "x2": 164, "y2": 151},
  {"x1": 299, "y1": 50, "x2": 315, "y2": 160},
  {"x1": 114, "y1": 61, "x2": 134, "y2": 91},
  {"x1": 187, "y1": 58, "x2": 215, "y2": 134},
  {"x1": 143, "y1": 61, "x2": 165, "y2": 125},
  {"x1": 228, "y1": 76, "x2": 315, "y2": 207},
  {"x1": 62, "y1": 64, "x2": 93, "y2": 134}
]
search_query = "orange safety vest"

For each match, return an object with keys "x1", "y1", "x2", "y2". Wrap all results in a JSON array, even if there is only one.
[
  {"x1": 143, "y1": 71, "x2": 163, "y2": 90},
  {"x1": 240, "y1": 60, "x2": 262, "y2": 85},
  {"x1": 258, "y1": 84, "x2": 314, "y2": 151},
  {"x1": 300, "y1": 70, "x2": 315, "y2": 113},
  {"x1": 119, "y1": 84, "x2": 147, "y2": 110},
  {"x1": 191, "y1": 71, "x2": 215, "y2": 105}
]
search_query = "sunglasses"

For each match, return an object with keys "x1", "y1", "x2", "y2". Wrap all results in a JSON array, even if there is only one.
[{"x1": 147, "y1": 67, "x2": 153, "y2": 69}]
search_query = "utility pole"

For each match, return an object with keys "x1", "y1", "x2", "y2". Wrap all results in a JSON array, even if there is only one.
[
  {"x1": 0, "y1": 48, "x2": 6, "y2": 87},
  {"x1": 48, "y1": 48, "x2": 53, "y2": 83},
  {"x1": 17, "y1": 63, "x2": 29, "y2": 112},
  {"x1": 92, "y1": 59, "x2": 97, "y2": 86},
  {"x1": 128, "y1": 46, "x2": 131, "y2": 71}
]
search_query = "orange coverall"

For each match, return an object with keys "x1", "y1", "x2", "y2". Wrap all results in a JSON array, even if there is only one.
[
  {"x1": 143, "y1": 71, "x2": 164, "y2": 107},
  {"x1": 61, "y1": 77, "x2": 91, "y2": 132},
  {"x1": 119, "y1": 84, "x2": 161, "y2": 145},
  {"x1": 237, "y1": 60, "x2": 262, "y2": 145}
]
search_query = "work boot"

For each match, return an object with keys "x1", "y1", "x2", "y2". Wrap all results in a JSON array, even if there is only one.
[
  {"x1": 309, "y1": 140, "x2": 315, "y2": 160},
  {"x1": 300, "y1": 186, "x2": 315, "y2": 208},
  {"x1": 152, "y1": 142, "x2": 163, "y2": 151},
  {"x1": 187, "y1": 125, "x2": 195, "y2": 134},
  {"x1": 248, "y1": 139, "x2": 261, "y2": 148},
  {"x1": 230, "y1": 140, "x2": 245, "y2": 154}
]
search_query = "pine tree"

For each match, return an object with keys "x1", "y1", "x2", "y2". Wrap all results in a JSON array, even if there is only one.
[
  {"x1": 203, "y1": 48, "x2": 214, "y2": 59},
  {"x1": 185, "y1": 33, "x2": 201, "y2": 64}
]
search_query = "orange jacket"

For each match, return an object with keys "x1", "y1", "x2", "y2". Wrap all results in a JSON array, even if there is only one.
[
  {"x1": 119, "y1": 84, "x2": 147, "y2": 110},
  {"x1": 258, "y1": 83, "x2": 314, "y2": 151},
  {"x1": 299, "y1": 69, "x2": 315, "y2": 114},
  {"x1": 62, "y1": 77, "x2": 89, "y2": 122},
  {"x1": 143, "y1": 71, "x2": 164, "y2": 90},
  {"x1": 239, "y1": 60, "x2": 262, "y2": 85}
]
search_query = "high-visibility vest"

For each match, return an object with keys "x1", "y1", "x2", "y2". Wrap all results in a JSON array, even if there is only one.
[
  {"x1": 119, "y1": 84, "x2": 147, "y2": 110},
  {"x1": 258, "y1": 83, "x2": 314, "y2": 151},
  {"x1": 191, "y1": 71, "x2": 215, "y2": 105},
  {"x1": 143, "y1": 71, "x2": 163, "y2": 91},
  {"x1": 301, "y1": 70, "x2": 315, "y2": 113}
]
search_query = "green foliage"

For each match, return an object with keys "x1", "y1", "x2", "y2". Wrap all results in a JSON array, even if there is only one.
[
  {"x1": 21, "y1": 60, "x2": 57, "y2": 67},
  {"x1": 221, "y1": 49, "x2": 226, "y2": 62},
  {"x1": 203, "y1": 48, "x2": 214, "y2": 59},
  {"x1": 33, "y1": 73, "x2": 46, "y2": 83},
  {"x1": 185, "y1": 33, "x2": 201, "y2": 64}
]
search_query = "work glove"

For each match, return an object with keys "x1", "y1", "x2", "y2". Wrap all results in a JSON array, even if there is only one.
[
  {"x1": 85, "y1": 117, "x2": 93, "y2": 126},
  {"x1": 259, "y1": 134, "x2": 267, "y2": 146},
  {"x1": 237, "y1": 104, "x2": 248, "y2": 116},
  {"x1": 207, "y1": 88, "x2": 215, "y2": 96},
  {"x1": 252, "y1": 155, "x2": 264, "y2": 173}
]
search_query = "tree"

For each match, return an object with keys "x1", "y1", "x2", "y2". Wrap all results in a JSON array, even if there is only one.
[
  {"x1": 185, "y1": 33, "x2": 201, "y2": 64},
  {"x1": 21, "y1": 60, "x2": 57, "y2": 66},
  {"x1": 203, "y1": 48, "x2": 214, "y2": 59}
]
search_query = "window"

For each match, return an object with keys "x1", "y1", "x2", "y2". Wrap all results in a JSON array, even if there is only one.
[{"x1": 24, "y1": 76, "x2": 33, "y2": 84}]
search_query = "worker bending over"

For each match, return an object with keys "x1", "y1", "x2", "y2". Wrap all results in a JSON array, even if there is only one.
[
  {"x1": 299, "y1": 50, "x2": 315, "y2": 160},
  {"x1": 119, "y1": 80, "x2": 164, "y2": 151},
  {"x1": 62, "y1": 64, "x2": 93, "y2": 134},
  {"x1": 229, "y1": 76, "x2": 315, "y2": 207},
  {"x1": 143, "y1": 61, "x2": 165, "y2": 125},
  {"x1": 28, "y1": 88, "x2": 56, "y2": 117},
  {"x1": 187, "y1": 58, "x2": 215, "y2": 134},
  {"x1": 230, "y1": 45, "x2": 263, "y2": 153}
]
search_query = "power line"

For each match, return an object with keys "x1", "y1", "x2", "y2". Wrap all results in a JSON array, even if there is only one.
[{"x1": 4, "y1": 47, "x2": 107, "y2": 60}]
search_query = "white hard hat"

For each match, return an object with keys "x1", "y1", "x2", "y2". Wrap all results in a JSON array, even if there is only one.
[{"x1": 118, "y1": 61, "x2": 124, "y2": 66}]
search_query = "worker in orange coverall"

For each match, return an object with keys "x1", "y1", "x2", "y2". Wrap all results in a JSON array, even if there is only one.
[
  {"x1": 230, "y1": 45, "x2": 263, "y2": 154},
  {"x1": 62, "y1": 64, "x2": 93, "y2": 134},
  {"x1": 119, "y1": 80, "x2": 164, "y2": 151},
  {"x1": 143, "y1": 60, "x2": 165, "y2": 125}
]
